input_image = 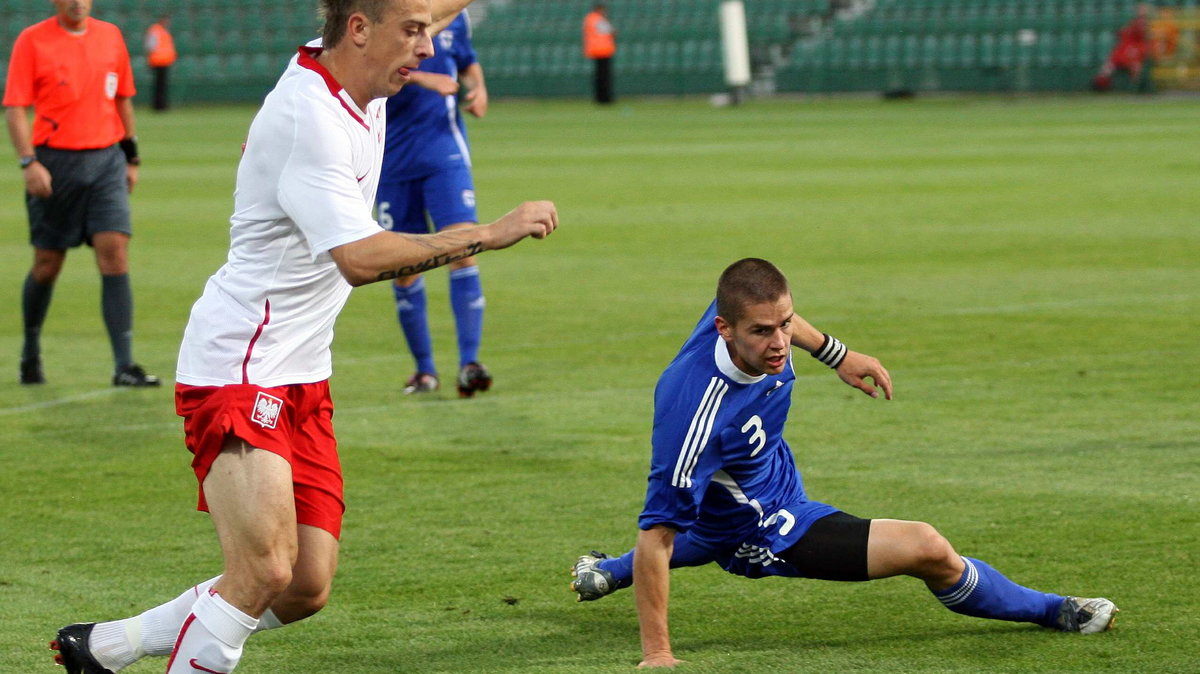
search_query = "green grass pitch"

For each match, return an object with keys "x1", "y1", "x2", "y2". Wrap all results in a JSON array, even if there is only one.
[{"x1": 1, "y1": 95, "x2": 1197, "y2": 673}]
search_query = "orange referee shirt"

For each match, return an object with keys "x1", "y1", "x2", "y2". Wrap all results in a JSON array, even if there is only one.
[
  {"x1": 583, "y1": 11, "x2": 616, "y2": 59},
  {"x1": 3, "y1": 16, "x2": 136, "y2": 150},
  {"x1": 146, "y1": 22, "x2": 177, "y2": 68}
]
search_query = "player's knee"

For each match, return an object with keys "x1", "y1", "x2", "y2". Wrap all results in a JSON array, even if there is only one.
[
  {"x1": 288, "y1": 580, "x2": 332, "y2": 619},
  {"x1": 238, "y1": 548, "x2": 295, "y2": 598},
  {"x1": 908, "y1": 522, "x2": 957, "y2": 571},
  {"x1": 259, "y1": 564, "x2": 294, "y2": 599},
  {"x1": 31, "y1": 253, "x2": 64, "y2": 283}
]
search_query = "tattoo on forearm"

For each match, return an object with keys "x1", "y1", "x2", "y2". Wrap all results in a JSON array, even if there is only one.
[{"x1": 376, "y1": 240, "x2": 484, "y2": 281}]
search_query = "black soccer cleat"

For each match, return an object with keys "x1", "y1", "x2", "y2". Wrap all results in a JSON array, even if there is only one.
[
  {"x1": 402, "y1": 371, "x2": 439, "y2": 395},
  {"x1": 50, "y1": 623, "x2": 114, "y2": 674},
  {"x1": 20, "y1": 357, "x2": 44, "y2": 385},
  {"x1": 456, "y1": 361, "x2": 492, "y2": 398},
  {"x1": 112, "y1": 364, "x2": 160, "y2": 387}
]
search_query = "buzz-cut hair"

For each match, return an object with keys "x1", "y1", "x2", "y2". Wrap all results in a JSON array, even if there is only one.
[
  {"x1": 716, "y1": 258, "x2": 790, "y2": 326},
  {"x1": 319, "y1": 0, "x2": 392, "y2": 48}
]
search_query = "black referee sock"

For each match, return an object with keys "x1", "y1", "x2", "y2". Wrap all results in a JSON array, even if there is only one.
[
  {"x1": 21, "y1": 273, "x2": 54, "y2": 362},
  {"x1": 101, "y1": 273, "x2": 134, "y2": 370}
]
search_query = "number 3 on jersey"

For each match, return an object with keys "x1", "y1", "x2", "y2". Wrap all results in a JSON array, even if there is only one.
[{"x1": 741, "y1": 415, "x2": 766, "y2": 457}]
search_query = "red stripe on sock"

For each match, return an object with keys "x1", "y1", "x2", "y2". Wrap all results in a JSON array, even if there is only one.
[{"x1": 166, "y1": 613, "x2": 197, "y2": 672}]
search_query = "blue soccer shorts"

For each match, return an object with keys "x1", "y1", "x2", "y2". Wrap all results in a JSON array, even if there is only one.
[{"x1": 376, "y1": 165, "x2": 477, "y2": 234}]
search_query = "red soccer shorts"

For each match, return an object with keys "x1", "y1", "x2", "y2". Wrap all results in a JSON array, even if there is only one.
[{"x1": 175, "y1": 381, "x2": 345, "y2": 539}]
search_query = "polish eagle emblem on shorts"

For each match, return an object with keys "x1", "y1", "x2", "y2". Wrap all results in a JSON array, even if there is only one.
[{"x1": 251, "y1": 392, "x2": 284, "y2": 429}]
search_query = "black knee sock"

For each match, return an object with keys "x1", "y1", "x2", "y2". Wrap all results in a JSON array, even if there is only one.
[
  {"x1": 101, "y1": 273, "x2": 134, "y2": 370},
  {"x1": 22, "y1": 273, "x2": 54, "y2": 362}
]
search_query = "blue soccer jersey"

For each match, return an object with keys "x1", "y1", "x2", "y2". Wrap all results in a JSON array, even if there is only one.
[
  {"x1": 639, "y1": 301, "x2": 837, "y2": 576},
  {"x1": 381, "y1": 12, "x2": 477, "y2": 182}
]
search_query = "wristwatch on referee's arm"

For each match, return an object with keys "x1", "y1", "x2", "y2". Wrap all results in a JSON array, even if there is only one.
[{"x1": 19, "y1": 155, "x2": 36, "y2": 169}]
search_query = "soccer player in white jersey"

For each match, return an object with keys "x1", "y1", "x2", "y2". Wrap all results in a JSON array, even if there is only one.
[
  {"x1": 570, "y1": 258, "x2": 1117, "y2": 669},
  {"x1": 49, "y1": 1, "x2": 556, "y2": 673}
]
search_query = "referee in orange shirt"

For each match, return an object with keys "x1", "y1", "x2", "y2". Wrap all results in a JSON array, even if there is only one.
[{"x1": 4, "y1": 0, "x2": 159, "y2": 386}]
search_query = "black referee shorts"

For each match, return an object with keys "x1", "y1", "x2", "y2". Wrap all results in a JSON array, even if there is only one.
[{"x1": 26, "y1": 144, "x2": 132, "y2": 249}]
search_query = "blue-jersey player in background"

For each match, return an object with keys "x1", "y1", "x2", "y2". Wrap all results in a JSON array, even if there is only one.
[
  {"x1": 570, "y1": 258, "x2": 1118, "y2": 668},
  {"x1": 377, "y1": 10, "x2": 492, "y2": 397}
]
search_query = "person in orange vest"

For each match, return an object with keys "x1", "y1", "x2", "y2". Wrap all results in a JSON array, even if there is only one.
[
  {"x1": 144, "y1": 14, "x2": 177, "y2": 111},
  {"x1": 582, "y1": 3, "x2": 617, "y2": 104}
]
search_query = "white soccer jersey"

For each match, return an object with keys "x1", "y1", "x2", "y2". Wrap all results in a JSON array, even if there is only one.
[{"x1": 177, "y1": 47, "x2": 385, "y2": 387}]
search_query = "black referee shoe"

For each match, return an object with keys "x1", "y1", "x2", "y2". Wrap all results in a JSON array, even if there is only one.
[
  {"x1": 112, "y1": 364, "x2": 160, "y2": 387},
  {"x1": 20, "y1": 357, "x2": 44, "y2": 385},
  {"x1": 51, "y1": 623, "x2": 114, "y2": 674}
]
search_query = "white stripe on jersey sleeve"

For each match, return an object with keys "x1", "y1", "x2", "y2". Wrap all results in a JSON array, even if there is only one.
[{"x1": 671, "y1": 376, "x2": 728, "y2": 488}]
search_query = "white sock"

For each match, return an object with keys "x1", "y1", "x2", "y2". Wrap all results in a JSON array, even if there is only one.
[
  {"x1": 142, "y1": 577, "x2": 222, "y2": 656},
  {"x1": 88, "y1": 577, "x2": 285, "y2": 672},
  {"x1": 166, "y1": 590, "x2": 258, "y2": 674},
  {"x1": 89, "y1": 577, "x2": 221, "y2": 671},
  {"x1": 255, "y1": 608, "x2": 284, "y2": 633}
]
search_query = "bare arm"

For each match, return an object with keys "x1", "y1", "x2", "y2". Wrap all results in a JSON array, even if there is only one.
[
  {"x1": 789, "y1": 315, "x2": 893, "y2": 399},
  {"x1": 430, "y1": 1, "x2": 474, "y2": 34},
  {"x1": 409, "y1": 71, "x2": 460, "y2": 96},
  {"x1": 329, "y1": 200, "x2": 556, "y2": 286},
  {"x1": 6, "y1": 106, "x2": 52, "y2": 197},
  {"x1": 459, "y1": 62, "x2": 488, "y2": 118},
  {"x1": 115, "y1": 96, "x2": 139, "y2": 192},
  {"x1": 634, "y1": 526, "x2": 683, "y2": 669}
]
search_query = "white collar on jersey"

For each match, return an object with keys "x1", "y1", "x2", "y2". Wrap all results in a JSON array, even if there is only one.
[{"x1": 713, "y1": 336, "x2": 767, "y2": 385}]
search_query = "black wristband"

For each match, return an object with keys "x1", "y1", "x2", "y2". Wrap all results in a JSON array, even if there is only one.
[
  {"x1": 119, "y1": 137, "x2": 140, "y2": 165},
  {"x1": 812, "y1": 333, "x2": 848, "y2": 369}
]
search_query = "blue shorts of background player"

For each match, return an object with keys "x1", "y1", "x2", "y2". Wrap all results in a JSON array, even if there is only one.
[{"x1": 376, "y1": 164, "x2": 491, "y2": 398}]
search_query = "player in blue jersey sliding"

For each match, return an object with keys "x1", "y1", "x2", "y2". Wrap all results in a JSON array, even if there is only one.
[
  {"x1": 570, "y1": 258, "x2": 1118, "y2": 668},
  {"x1": 376, "y1": 10, "x2": 493, "y2": 397}
]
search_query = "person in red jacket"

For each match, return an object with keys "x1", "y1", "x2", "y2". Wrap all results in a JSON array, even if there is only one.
[
  {"x1": 583, "y1": 3, "x2": 617, "y2": 104},
  {"x1": 1093, "y1": 3, "x2": 1153, "y2": 92},
  {"x1": 144, "y1": 14, "x2": 177, "y2": 111}
]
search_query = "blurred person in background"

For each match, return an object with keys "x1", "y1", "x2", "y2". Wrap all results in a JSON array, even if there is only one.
[
  {"x1": 377, "y1": 10, "x2": 495, "y2": 398},
  {"x1": 583, "y1": 3, "x2": 617, "y2": 103},
  {"x1": 1093, "y1": 3, "x2": 1153, "y2": 92},
  {"x1": 144, "y1": 13, "x2": 177, "y2": 112},
  {"x1": 3, "y1": 0, "x2": 159, "y2": 387}
]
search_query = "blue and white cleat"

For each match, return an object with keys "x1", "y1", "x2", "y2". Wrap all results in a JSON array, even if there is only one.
[
  {"x1": 570, "y1": 551, "x2": 616, "y2": 602},
  {"x1": 1056, "y1": 596, "x2": 1119, "y2": 633}
]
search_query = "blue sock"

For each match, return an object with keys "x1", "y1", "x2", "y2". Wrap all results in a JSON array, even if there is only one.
[
  {"x1": 448, "y1": 266, "x2": 484, "y2": 368},
  {"x1": 393, "y1": 279, "x2": 435, "y2": 375},
  {"x1": 933, "y1": 557, "x2": 1064, "y2": 627},
  {"x1": 596, "y1": 532, "x2": 717, "y2": 591}
]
